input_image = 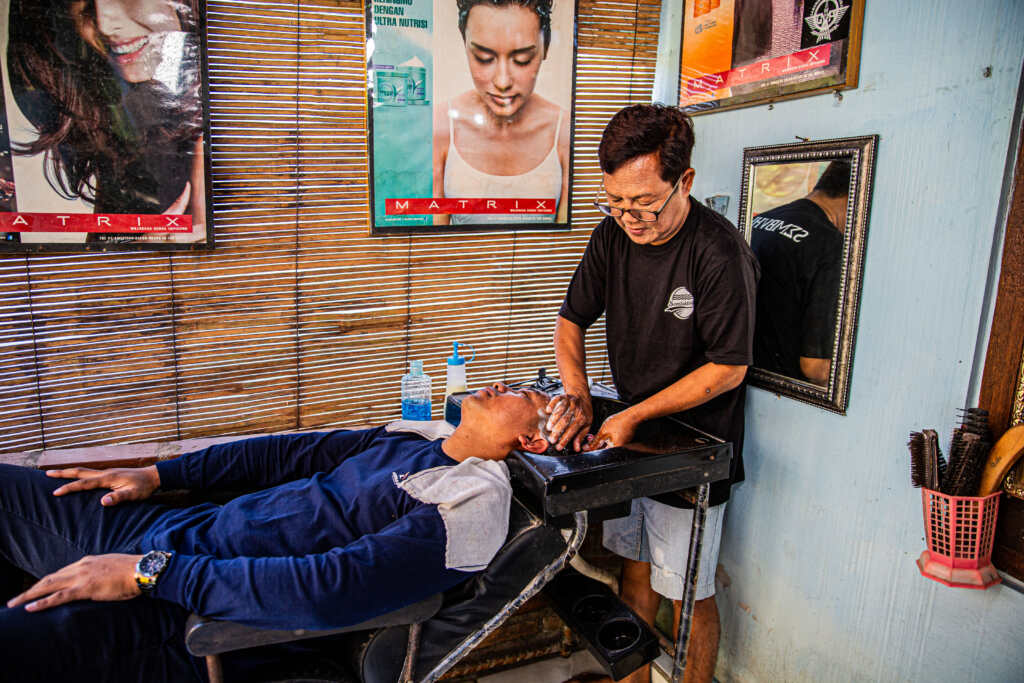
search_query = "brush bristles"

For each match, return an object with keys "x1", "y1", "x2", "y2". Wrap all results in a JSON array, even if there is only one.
[
  {"x1": 944, "y1": 433, "x2": 991, "y2": 496},
  {"x1": 944, "y1": 428, "x2": 967, "y2": 494},
  {"x1": 923, "y1": 430, "x2": 941, "y2": 490},
  {"x1": 908, "y1": 431, "x2": 925, "y2": 488},
  {"x1": 908, "y1": 409, "x2": 991, "y2": 493},
  {"x1": 958, "y1": 408, "x2": 992, "y2": 440}
]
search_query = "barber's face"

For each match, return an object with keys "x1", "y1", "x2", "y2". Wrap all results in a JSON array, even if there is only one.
[
  {"x1": 71, "y1": 0, "x2": 182, "y2": 83},
  {"x1": 603, "y1": 153, "x2": 695, "y2": 246},
  {"x1": 463, "y1": 4, "x2": 545, "y2": 120}
]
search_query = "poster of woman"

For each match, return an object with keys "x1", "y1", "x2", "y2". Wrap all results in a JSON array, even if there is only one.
[
  {"x1": 0, "y1": 0, "x2": 213, "y2": 251},
  {"x1": 367, "y1": 0, "x2": 576, "y2": 233}
]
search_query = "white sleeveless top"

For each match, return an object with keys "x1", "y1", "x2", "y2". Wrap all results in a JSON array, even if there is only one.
[{"x1": 444, "y1": 104, "x2": 562, "y2": 225}]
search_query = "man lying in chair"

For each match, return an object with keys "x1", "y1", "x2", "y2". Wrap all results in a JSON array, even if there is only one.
[{"x1": 0, "y1": 383, "x2": 551, "y2": 682}]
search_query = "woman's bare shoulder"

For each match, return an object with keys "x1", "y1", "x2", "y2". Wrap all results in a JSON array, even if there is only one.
[
  {"x1": 527, "y1": 94, "x2": 567, "y2": 127},
  {"x1": 449, "y1": 90, "x2": 485, "y2": 118},
  {"x1": 530, "y1": 93, "x2": 559, "y2": 111}
]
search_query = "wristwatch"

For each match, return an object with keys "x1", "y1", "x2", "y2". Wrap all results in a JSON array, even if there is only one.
[{"x1": 135, "y1": 550, "x2": 173, "y2": 593}]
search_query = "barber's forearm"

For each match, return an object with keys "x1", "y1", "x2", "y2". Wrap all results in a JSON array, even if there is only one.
[
  {"x1": 554, "y1": 316, "x2": 591, "y2": 399},
  {"x1": 624, "y1": 362, "x2": 748, "y2": 424}
]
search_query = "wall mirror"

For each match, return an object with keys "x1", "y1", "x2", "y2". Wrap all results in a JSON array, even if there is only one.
[{"x1": 738, "y1": 135, "x2": 878, "y2": 414}]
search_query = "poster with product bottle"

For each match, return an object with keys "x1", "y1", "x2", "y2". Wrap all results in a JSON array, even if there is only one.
[
  {"x1": 0, "y1": 0, "x2": 214, "y2": 252},
  {"x1": 366, "y1": 0, "x2": 577, "y2": 234},
  {"x1": 679, "y1": 0, "x2": 864, "y2": 115}
]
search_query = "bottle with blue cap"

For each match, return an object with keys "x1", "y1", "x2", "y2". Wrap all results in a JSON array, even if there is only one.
[
  {"x1": 445, "y1": 342, "x2": 474, "y2": 396},
  {"x1": 401, "y1": 360, "x2": 432, "y2": 421}
]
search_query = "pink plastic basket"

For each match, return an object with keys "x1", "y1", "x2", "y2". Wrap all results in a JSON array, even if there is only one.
[{"x1": 917, "y1": 488, "x2": 1001, "y2": 589}]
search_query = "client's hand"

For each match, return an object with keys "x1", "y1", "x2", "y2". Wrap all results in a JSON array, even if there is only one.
[
  {"x1": 48, "y1": 466, "x2": 160, "y2": 506},
  {"x1": 6, "y1": 554, "x2": 142, "y2": 612},
  {"x1": 545, "y1": 393, "x2": 594, "y2": 452}
]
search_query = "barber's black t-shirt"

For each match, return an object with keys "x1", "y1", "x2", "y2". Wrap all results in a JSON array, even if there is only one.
[
  {"x1": 749, "y1": 199, "x2": 843, "y2": 380},
  {"x1": 559, "y1": 198, "x2": 759, "y2": 507}
]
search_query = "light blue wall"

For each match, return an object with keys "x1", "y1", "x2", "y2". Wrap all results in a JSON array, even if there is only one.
[{"x1": 658, "y1": 1, "x2": 1024, "y2": 680}]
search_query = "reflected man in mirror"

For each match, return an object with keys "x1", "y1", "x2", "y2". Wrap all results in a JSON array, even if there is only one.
[
  {"x1": 0, "y1": 383, "x2": 549, "y2": 682},
  {"x1": 750, "y1": 160, "x2": 850, "y2": 385}
]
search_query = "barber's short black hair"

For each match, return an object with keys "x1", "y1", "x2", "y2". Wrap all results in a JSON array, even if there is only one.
[
  {"x1": 813, "y1": 160, "x2": 851, "y2": 198},
  {"x1": 457, "y1": 0, "x2": 553, "y2": 53},
  {"x1": 598, "y1": 104, "x2": 695, "y2": 184}
]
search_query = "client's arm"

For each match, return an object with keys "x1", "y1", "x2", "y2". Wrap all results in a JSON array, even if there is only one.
[
  {"x1": 47, "y1": 428, "x2": 386, "y2": 501},
  {"x1": 154, "y1": 428, "x2": 386, "y2": 492},
  {"x1": 157, "y1": 504, "x2": 475, "y2": 629},
  {"x1": 8, "y1": 504, "x2": 488, "y2": 630}
]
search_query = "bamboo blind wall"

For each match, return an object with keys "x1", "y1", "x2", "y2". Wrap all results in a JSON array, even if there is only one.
[{"x1": 0, "y1": 0, "x2": 661, "y2": 454}]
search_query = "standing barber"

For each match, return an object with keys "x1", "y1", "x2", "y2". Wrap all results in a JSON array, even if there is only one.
[{"x1": 547, "y1": 104, "x2": 758, "y2": 683}]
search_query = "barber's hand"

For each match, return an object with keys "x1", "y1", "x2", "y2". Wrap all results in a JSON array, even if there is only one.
[
  {"x1": 47, "y1": 466, "x2": 160, "y2": 506},
  {"x1": 583, "y1": 410, "x2": 640, "y2": 452},
  {"x1": 6, "y1": 554, "x2": 142, "y2": 612},
  {"x1": 545, "y1": 393, "x2": 594, "y2": 451}
]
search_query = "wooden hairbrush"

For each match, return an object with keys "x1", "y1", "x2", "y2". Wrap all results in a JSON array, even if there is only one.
[{"x1": 976, "y1": 424, "x2": 1024, "y2": 496}]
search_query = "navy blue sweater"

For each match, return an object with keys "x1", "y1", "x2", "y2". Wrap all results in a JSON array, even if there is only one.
[{"x1": 147, "y1": 428, "x2": 494, "y2": 629}]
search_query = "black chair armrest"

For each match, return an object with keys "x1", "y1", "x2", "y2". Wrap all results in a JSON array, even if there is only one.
[{"x1": 185, "y1": 593, "x2": 443, "y2": 657}]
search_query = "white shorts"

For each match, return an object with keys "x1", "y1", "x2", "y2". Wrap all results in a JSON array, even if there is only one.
[{"x1": 602, "y1": 497, "x2": 726, "y2": 601}]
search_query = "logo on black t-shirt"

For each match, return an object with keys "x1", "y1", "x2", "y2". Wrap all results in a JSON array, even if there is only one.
[{"x1": 665, "y1": 287, "x2": 695, "y2": 320}]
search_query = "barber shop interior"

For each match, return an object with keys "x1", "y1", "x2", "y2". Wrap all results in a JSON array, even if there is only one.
[{"x1": 1, "y1": 0, "x2": 1023, "y2": 681}]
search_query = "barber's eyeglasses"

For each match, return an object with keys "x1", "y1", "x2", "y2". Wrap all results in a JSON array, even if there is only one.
[{"x1": 593, "y1": 179, "x2": 681, "y2": 222}]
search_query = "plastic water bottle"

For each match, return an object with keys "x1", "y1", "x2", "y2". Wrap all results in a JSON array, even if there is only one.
[{"x1": 401, "y1": 360, "x2": 432, "y2": 421}]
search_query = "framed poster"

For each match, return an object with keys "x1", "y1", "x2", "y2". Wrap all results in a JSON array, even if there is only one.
[
  {"x1": 366, "y1": 0, "x2": 577, "y2": 234},
  {"x1": 679, "y1": 0, "x2": 864, "y2": 115},
  {"x1": 0, "y1": 0, "x2": 214, "y2": 252}
]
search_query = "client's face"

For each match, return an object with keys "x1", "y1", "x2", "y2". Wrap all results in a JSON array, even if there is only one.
[
  {"x1": 463, "y1": 4, "x2": 545, "y2": 120},
  {"x1": 71, "y1": 0, "x2": 183, "y2": 83},
  {"x1": 464, "y1": 383, "x2": 549, "y2": 440}
]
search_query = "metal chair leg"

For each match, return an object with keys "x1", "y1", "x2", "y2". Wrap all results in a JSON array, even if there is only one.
[
  {"x1": 205, "y1": 654, "x2": 224, "y2": 683},
  {"x1": 399, "y1": 621, "x2": 423, "y2": 683},
  {"x1": 671, "y1": 483, "x2": 709, "y2": 682}
]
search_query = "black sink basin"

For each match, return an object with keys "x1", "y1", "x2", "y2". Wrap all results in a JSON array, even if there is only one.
[{"x1": 506, "y1": 396, "x2": 732, "y2": 526}]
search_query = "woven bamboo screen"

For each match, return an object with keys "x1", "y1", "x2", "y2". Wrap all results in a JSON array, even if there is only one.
[{"x1": 0, "y1": 0, "x2": 661, "y2": 454}]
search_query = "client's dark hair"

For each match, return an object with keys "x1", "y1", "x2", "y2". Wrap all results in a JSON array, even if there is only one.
[
  {"x1": 813, "y1": 160, "x2": 852, "y2": 198},
  {"x1": 457, "y1": 0, "x2": 553, "y2": 53},
  {"x1": 598, "y1": 104, "x2": 695, "y2": 183},
  {"x1": 7, "y1": 0, "x2": 204, "y2": 207}
]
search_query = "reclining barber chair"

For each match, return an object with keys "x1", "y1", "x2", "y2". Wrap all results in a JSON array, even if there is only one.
[
  {"x1": 185, "y1": 496, "x2": 585, "y2": 683},
  {"x1": 186, "y1": 387, "x2": 732, "y2": 683}
]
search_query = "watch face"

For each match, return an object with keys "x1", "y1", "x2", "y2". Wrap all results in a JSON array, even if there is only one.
[
  {"x1": 140, "y1": 552, "x2": 168, "y2": 575},
  {"x1": 136, "y1": 550, "x2": 172, "y2": 592}
]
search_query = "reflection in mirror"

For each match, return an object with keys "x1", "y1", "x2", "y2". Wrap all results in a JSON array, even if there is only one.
[
  {"x1": 738, "y1": 136, "x2": 878, "y2": 414},
  {"x1": 750, "y1": 160, "x2": 849, "y2": 385}
]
